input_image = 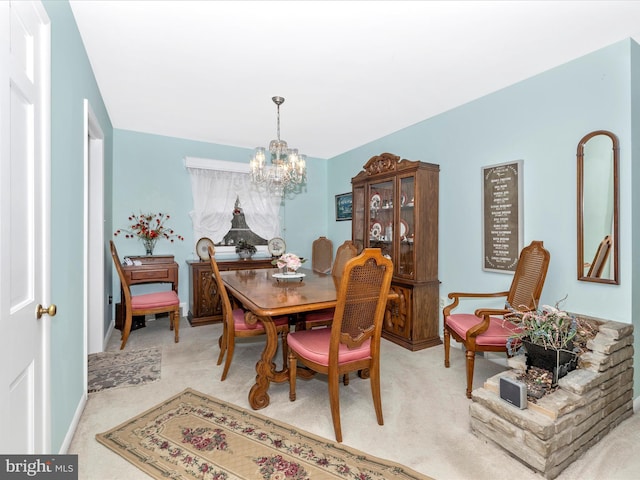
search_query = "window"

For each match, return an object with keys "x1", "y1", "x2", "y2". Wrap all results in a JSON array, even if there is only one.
[{"x1": 185, "y1": 157, "x2": 281, "y2": 255}]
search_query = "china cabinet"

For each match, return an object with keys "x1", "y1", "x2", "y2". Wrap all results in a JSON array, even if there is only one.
[{"x1": 352, "y1": 152, "x2": 440, "y2": 350}]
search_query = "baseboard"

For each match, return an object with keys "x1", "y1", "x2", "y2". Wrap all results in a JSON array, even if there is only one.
[
  {"x1": 57, "y1": 392, "x2": 87, "y2": 454},
  {"x1": 103, "y1": 319, "x2": 115, "y2": 351}
]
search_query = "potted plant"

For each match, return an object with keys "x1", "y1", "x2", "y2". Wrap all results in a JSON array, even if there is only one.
[
  {"x1": 235, "y1": 240, "x2": 257, "y2": 260},
  {"x1": 506, "y1": 297, "x2": 579, "y2": 385}
]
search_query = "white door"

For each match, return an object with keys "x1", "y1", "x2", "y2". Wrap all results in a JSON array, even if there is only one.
[{"x1": 0, "y1": 1, "x2": 52, "y2": 453}]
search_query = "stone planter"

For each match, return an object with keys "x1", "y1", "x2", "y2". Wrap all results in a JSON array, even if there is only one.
[{"x1": 471, "y1": 318, "x2": 634, "y2": 479}]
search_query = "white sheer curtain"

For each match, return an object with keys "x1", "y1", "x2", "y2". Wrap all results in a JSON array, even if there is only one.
[{"x1": 185, "y1": 158, "x2": 281, "y2": 243}]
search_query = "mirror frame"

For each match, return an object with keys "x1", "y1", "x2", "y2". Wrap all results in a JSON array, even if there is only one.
[{"x1": 576, "y1": 130, "x2": 619, "y2": 284}]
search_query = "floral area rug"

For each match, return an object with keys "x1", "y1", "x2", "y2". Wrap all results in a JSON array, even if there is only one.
[
  {"x1": 88, "y1": 347, "x2": 161, "y2": 393},
  {"x1": 96, "y1": 388, "x2": 433, "y2": 480}
]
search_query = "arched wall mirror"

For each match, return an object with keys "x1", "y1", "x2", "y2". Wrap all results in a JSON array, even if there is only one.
[{"x1": 577, "y1": 130, "x2": 619, "y2": 284}]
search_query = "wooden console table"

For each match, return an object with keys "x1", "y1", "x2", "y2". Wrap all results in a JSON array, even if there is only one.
[
  {"x1": 115, "y1": 255, "x2": 179, "y2": 331},
  {"x1": 187, "y1": 258, "x2": 274, "y2": 326}
]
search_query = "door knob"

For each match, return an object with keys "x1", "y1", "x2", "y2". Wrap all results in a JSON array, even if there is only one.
[{"x1": 36, "y1": 304, "x2": 57, "y2": 319}]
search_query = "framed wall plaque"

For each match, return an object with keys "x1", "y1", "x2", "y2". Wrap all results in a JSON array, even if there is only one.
[
  {"x1": 482, "y1": 160, "x2": 523, "y2": 273},
  {"x1": 335, "y1": 192, "x2": 352, "y2": 221}
]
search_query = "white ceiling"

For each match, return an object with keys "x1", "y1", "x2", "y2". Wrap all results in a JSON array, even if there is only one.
[{"x1": 69, "y1": 1, "x2": 640, "y2": 159}]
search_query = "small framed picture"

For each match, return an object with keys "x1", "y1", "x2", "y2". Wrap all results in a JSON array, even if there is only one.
[{"x1": 335, "y1": 192, "x2": 352, "y2": 221}]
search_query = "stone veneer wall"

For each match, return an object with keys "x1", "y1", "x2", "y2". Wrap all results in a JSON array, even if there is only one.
[{"x1": 469, "y1": 319, "x2": 634, "y2": 479}]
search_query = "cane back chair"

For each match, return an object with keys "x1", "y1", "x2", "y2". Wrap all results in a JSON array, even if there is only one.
[
  {"x1": 443, "y1": 240, "x2": 550, "y2": 398},
  {"x1": 287, "y1": 248, "x2": 393, "y2": 442}
]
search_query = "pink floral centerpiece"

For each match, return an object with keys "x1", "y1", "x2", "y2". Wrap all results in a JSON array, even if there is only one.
[{"x1": 272, "y1": 252, "x2": 306, "y2": 273}]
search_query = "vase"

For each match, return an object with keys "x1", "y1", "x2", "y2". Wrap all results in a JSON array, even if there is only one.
[
  {"x1": 143, "y1": 238, "x2": 156, "y2": 256},
  {"x1": 238, "y1": 250, "x2": 253, "y2": 260},
  {"x1": 522, "y1": 339, "x2": 577, "y2": 386}
]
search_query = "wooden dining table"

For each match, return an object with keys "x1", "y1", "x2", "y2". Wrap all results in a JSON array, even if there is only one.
[{"x1": 219, "y1": 267, "x2": 339, "y2": 410}]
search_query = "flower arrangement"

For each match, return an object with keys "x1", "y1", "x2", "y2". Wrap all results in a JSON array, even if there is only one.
[
  {"x1": 114, "y1": 212, "x2": 184, "y2": 255},
  {"x1": 505, "y1": 296, "x2": 577, "y2": 355},
  {"x1": 272, "y1": 252, "x2": 306, "y2": 272}
]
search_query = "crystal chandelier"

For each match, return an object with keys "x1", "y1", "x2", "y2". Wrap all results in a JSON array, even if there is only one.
[{"x1": 249, "y1": 96, "x2": 307, "y2": 196}]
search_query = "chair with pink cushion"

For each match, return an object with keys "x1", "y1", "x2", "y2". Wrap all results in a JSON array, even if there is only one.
[
  {"x1": 288, "y1": 248, "x2": 393, "y2": 442},
  {"x1": 303, "y1": 240, "x2": 358, "y2": 329},
  {"x1": 110, "y1": 241, "x2": 180, "y2": 350},
  {"x1": 208, "y1": 245, "x2": 290, "y2": 381},
  {"x1": 443, "y1": 240, "x2": 550, "y2": 398}
]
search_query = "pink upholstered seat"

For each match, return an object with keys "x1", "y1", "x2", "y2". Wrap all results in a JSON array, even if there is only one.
[
  {"x1": 131, "y1": 291, "x2": 179, "y2": 310},
  {"x1": 233, "y1": 308, "x2": 289, "y2": 331},
  {"x1": 287, "y1": 328, "x2": 372, "y2": 366},
  {"x1": 445, "y1": 313, "x2": 522, "y2": 347},
  {"x1": 303, "y1": 308, "x2": 334, "y2": 325}
]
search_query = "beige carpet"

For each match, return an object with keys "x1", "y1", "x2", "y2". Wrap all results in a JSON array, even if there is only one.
[
  {"x1": 96, "y1": 387, "x2": 433, "y2": 480},
  {"x1": 88, "y1": 347, "x2": 161, "y2": 393}
]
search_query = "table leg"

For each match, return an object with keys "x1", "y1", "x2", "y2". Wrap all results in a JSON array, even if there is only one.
[{"x1": 248, "y1": 313, "x2": 289, "y2": 410}]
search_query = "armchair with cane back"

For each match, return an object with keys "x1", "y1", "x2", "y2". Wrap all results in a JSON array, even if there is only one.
[
  {"x1": 208, "y1": 245, "x2": 290, "y2": 381},
  {"x1": 287, "y1": 248, "x2": 393, "y2": 442},
  {"x1": 443, "y1": 240, "x2": 550, "y2": 398}
]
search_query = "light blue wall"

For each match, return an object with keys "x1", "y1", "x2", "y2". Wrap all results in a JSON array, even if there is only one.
[
  {"x1": 111, "y1": 130, "x2": 328, "y2": 305},
  {"x1": 327, "y1": 39, "x2": 636, "y2": 375},
  {"x1": 631, "y1": 40, "x2": 640, "y2": 400},
  {"x1": 40, "y1": 0, "x2": 640, "y2": 453},
  {"x1": 43, "y1": 1, "x2": 114, "y2": 453}
]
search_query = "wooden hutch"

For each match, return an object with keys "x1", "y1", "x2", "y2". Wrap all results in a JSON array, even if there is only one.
[
  {"x1": 352, "y1": 152, "x2": 440, "y2": 350},
  {"x1": 186, "y1": 257, "x2": 274, "y2": 326}
]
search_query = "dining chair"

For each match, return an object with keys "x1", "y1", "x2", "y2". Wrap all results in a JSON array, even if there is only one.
[
  {"x1": 302, "y1": 240, "x2": 358, "y2": 329},
  {"x1": 288, "y1": 248, "x2": 394, "y2": 442},
  {"x1": 109, "y1": 241, "x2": 180, "y2": 350},
  {"x1": 443, "y1": 240, "x2": 550, "y2": 398},
  {"x1": 208, "y1": 245, "x2": 290, "y2": 381},
  {"x1": 312, "y1": 236, "x2": 333, "y2": 274}
]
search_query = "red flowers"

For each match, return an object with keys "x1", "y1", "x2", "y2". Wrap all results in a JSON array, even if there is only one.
[{"x1": 114, "y1": 212, "x2": 184, "y2": 243}]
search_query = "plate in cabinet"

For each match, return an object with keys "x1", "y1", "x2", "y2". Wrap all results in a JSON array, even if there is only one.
[
  {"x1": 400, "y1": 220, "x2": 409, "y2": 239},
  {"x1": 370, "y1": 222, "x2": 383, "y2": 239},
  {"x1": 370, "y1": 193, "x2": 381, "y2": 210}
]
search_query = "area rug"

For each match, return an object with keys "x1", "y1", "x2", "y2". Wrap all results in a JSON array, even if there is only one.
[
  {"x1": 96, "y1": 388, "x2": 433, "y2": 480},
  {"x1": 88, "y1": 347, "x2": 161, "y2": 393}
]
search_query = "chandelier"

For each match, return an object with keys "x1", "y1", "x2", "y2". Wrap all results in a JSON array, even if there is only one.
[{"x1": 249, "y1": 96, "x2": 307, "y2": 196}]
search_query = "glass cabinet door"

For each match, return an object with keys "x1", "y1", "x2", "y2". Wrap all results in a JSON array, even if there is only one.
[
  {"x1": 368, "y1": 180, "x2": 395, "y2": 259},
  {"x1": 398, "y1": 175, "x2": 415, "y2": 277},
  {"x1": 352, "y1": 185, "x2": 365, "y2": 252}
]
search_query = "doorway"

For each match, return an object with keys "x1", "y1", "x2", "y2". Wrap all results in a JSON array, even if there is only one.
[{"x1": 83, "y1": 99, "x2": 105, "y2": 360}]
